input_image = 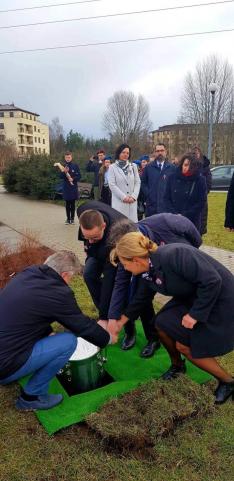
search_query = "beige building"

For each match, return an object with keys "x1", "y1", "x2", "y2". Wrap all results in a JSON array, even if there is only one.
[
  {"x1": 151, "y1": 123, "x2": 234, "y2": 165},
  {"x1": 0, "y1": 103, "x2": 50, "y2": 156}
]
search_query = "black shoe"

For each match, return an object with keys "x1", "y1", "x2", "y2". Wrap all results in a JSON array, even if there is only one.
[
  {"x1": 121, "y1": 334, "x2": 136, "y2": 350},
  {"x1": 70, "y1": 219, "x2": 75, "y2": 224},
  {"x1": 214, "y1": 380, "x2": 234, "y2": 404},
  {"x1": 140, "y1": 340, "x2": 161, "y2": 358},
  {"x1": 65, "y1": 219, "x2": 70, "y2": 225},
  {"x1": 162, "y1": 361, "x2": 186, "y2": 381}
]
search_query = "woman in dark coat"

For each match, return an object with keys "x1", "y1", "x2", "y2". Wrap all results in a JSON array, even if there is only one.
[
  {"x1": 164, "y1": 153, "x2": 207, "y2": 232},
  {"x1": 193, "y1": 146, "x2": 212, "y2": 235},
  {"x1": 60, "y1": 151, "x2": 81, "y2": 224},
  {"x1": 110, "y1": 232, "x2": 234, "y2": 404},
  {"x1": 224, "y1": 172, "x2": 234, "y2": 230}
]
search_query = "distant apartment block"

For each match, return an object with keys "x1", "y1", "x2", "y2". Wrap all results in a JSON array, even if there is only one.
[
  {"x1": 151, "y1": 123, "x2": 234, "y2": 164},
  {"x1": 0, "y1": 103, "x2": 50, "y2": 156}
]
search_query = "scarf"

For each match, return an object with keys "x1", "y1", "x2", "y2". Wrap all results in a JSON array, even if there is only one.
[{"x1": 115, "y1": 160, "x2": 130, "y2": 175}]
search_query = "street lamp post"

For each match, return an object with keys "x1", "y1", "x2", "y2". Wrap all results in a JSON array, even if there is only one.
[{"x1": 207, "y1": 82, "x2": 218, "y2": 162}]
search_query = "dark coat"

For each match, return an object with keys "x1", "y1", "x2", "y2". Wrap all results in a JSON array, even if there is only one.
[
  {"x1": 77, "y1": 201, "x2": 126, "y2": 319},
  {"x1": 108, "y1": 213, "x2": 202, "y2": 319},
  {"x1": 0, "y1": 265, "x2": 110, "y2": 380},
  {"x1": 124, "y1": 243, "x2": 234, "y2": 358},
  {"x1": 86, "y1": 160, "x2": 102, "y2": 187},
  {"x1": 200, "y1": 155, "x2": 212, "y2": 192},
  {"x1": 141, "y1": 160, "x2": 176, "y2": 216},
  {"x1": 61, "y1": 161, "x2": 81, "y2": 201},
  {"x1": 164, "y1": 169, "x2": 207, "y2": 231},
  {"x1": 225, "y1": 172, "x2": 234, "y2": 229}
]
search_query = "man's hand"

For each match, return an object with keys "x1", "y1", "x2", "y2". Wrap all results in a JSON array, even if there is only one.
[
  {"x1": 182, "y1": 314, "x2": 198, "y2": 329},
  {"x1": 97, "y1": 320, "x2": 108, "y2": 330}
]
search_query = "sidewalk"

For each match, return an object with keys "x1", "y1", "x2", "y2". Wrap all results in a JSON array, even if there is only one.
[{"x1": 0, "y1": 188, "x2": 234, "y2": 273}]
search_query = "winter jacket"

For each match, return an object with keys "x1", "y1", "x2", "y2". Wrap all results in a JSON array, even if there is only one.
[
  {"x1": 60, "y1": 161, "x2": 81, "y2": 201},
  {"x1": 124, "y1": 243, "x2": 234, "y2": 358},
  {"x1": 225, "y1": 172, "x2": 234, "y2": 228},
  {"x1": 108, "y1": 213, "x2": 202, "y2": 320},
  {"x1": 0, "y1": 265, "x2": 110, "y2": 380},
  {"x1": 164, "y1": 169, "x2": 207, "y2": 231},
  {"x1": 86, "y1": 160, "x2": 102, "y2": 187},
  {"x1": 108, "y1": 162, "x2": 141, "y2": 222},
  {"x1": 141, "y1": 160, "x2": 176, "y2": 216}
]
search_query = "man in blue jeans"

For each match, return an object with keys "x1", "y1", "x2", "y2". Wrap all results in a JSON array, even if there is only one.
[{"x1": 0, "y1": 251, "x2": 114, "y2": 411}]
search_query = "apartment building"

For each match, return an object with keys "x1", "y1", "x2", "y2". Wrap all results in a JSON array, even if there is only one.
[
  {"x1": 151, "y1": 123, "x2": 234, "y2": 164},
  {"x1": 0, "y1": 103, "x2": 50, "y2": 155}
]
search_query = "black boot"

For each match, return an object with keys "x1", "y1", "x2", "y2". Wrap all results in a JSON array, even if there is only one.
[
  {"x1": 140, "y1": 340, "x2": 161, "y2": 358},
  {"x1": 121, "y1": 333, "x2": 136, "y2": 350},
  {"x1": 214, "y1": 380, "x2": 234, "y2": 404},
  {"x1": 162, "y1": 360, "x2": 186, "y2": 381}
]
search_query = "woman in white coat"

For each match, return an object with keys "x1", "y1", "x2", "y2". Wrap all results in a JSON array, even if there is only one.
[{"x1": 108, "y1": 144, "x2": 141, "y2": 222}]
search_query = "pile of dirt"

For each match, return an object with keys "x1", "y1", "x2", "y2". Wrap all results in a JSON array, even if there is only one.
[
  {"x1": 87, "y1": 377, "x2": 214, "y2": 452},
  {"x1": 0, "y1": 235, "x2": 53, "y2": 288}
]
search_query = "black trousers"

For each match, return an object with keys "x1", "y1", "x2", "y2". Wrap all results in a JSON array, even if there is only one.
[
  {"x1": 124, "y1": 306, "x2": 158, "y2": 342},
  {"x1": 65, "y1": 200, "x2": 76, "y2": 221}
]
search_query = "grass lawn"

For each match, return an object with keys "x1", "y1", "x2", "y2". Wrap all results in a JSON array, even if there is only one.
[
  {"x1": 0, "y1": 277, "x2": 233, "y2": 481},
  {"x1": 203, "y1": 192, "x2": 234, "y2": 251},
  {"x1": 0, "y1": 192, "x2": 233, "y2": 481}
]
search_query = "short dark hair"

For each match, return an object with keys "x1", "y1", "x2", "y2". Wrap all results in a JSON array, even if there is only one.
[
  {"x1": 107, "y1": 218, "x2": 137, "y2": 248},
  {"x1": 65, "y1": 150, "x2": 72, "y2": 156},
  {"x1": 96, "y1": 149, "x2": 105, "y2": 155},
  {"x1": 79, "y1": 210, "x2": 104, "y2": 229},
  {"x1": 155, "y1": 143, "x2": 167, "y2": 150},
  {"x1": 179, "y1": 153, "x2": 201, "y2": 172},
  {"x1": 115, "y1": 143, "x2": 131, "y2": 160}
]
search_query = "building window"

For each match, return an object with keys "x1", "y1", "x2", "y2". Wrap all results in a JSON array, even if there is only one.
[
  {"x1": 35, "y1": 147, "x2": 37, "y2": 153},
  {"x1": 10, "y1": 112, "x2": 14, "y2": 117},
  {"x1": 38, "y1": 138, "x2": 41, "y2": 143},
  {"x1": 34, "y1": 116, "x2": 36, "y2": 121},
  {"x1": 21, "y1": 112, "x2": 23, "y2": 118},
  {"x1": 30, "y1": 115, "x2": 32, "y2": 120},
  {"x1": 38, "y1": 128, "x2": 40, "y2": 133},
  {"x1": 34, "y1": 126, "x2": 36, "y2": 131},
  {"x1": 34, "y1": 137, "x2": 37, "y2": 142},
  {"x1": 43, "y1": 148, "x2": 45, "y2": 154},
  {"x1": 0, "y1": 112, "x2": 4, "y2": 117},
  {"x1": 0, "y1": 123, "x2": 4, "y2": 129},
  {"x1": 38, "y1": 147, "x2": 41, "y2": 153},
  {"x1": 42, "y1": 139, "x2": 45, "y2": 144}
]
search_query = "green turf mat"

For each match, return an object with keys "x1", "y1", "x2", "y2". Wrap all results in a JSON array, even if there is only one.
[{"x1": 20, "y1": 322, "x2": 212, "y2": 435}]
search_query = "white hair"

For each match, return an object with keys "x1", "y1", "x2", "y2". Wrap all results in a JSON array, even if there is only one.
[{"x1": 44, "y1": 250, "x2": 81, "y2": 276}]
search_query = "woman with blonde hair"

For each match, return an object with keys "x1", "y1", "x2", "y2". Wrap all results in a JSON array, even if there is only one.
[{"x1": 110, "y1": 232, "x2": 234, "y2": 404}]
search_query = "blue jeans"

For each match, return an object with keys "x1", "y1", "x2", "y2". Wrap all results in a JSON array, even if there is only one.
[{"x1": 0, "y1": 332, "x2": 77, "y2": 396}]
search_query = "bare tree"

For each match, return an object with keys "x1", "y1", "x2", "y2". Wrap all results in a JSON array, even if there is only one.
[
  {"x1": 103, "y1": 90, "x2": 152, "y2": 154},
  {"x1": 49, "y1": 117, "x2": 65, "y2": 154},
  {"x1": 0, "y1": 139, "x2": 18, "y2": 174},
  {"x1": 180, "y1": 55, "x2": 234, "y2": 124}
]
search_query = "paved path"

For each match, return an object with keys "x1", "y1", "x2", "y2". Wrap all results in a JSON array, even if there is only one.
[{"x1": 0, "y1": 188, "x2": 234, "y2": 273}]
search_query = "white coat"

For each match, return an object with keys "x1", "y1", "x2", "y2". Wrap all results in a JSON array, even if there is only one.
[{"x1": 108, "y1": 162, "x2": 141, "y2": 222}]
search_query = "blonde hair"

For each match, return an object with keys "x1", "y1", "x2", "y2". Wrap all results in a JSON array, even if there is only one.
[{"x1": 110, "y1": 232, "x2": 157, "y2": 266}]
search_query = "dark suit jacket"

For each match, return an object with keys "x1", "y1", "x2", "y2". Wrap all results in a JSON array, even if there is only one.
[{"x1": 0, "y1": 265, "x2": 110, "y2": 380}]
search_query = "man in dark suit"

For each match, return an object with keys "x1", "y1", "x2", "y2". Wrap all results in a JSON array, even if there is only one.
[
  {"x1": 0, "y1": 251, "x2": 113, "y2": 411},
  {"x1": 77, "y1": 201, "x2": 125, "y2": 323},
  {"x1": 141, "y1": 143, "x2": 175, "y2": 216}
]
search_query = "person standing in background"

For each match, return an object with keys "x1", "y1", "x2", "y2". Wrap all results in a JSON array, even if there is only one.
[
  {"x1": 193, "y1": 146, "x2": 212, "y2": 235},
  {"x1": 86, "y1": 150, "x2": 105, "y2": 200},
  {"x1": 99, "y1": 158, "x2": 112, "y2": 205},
  {"x1": 224, "y1": 172, "x2": 234, "y2": 231},
  {"x1": 108, "y1": 144, "x2": 140, "y2": 222},
  {"x1": 61, "y1": 151, "x2": 81, "y2": 225},
  {"x1": 141, "y1": 143, "x2": 175, "y2": 217}
]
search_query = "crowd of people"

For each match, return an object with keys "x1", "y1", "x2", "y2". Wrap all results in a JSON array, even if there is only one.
[{"x1": 0, "y1": 143, "x2": 233, "y2": 413}]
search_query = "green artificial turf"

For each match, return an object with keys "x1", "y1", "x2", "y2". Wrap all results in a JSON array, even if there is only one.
[{"x1": 20, "y1": 323, "x2": 211, "y2": 435}]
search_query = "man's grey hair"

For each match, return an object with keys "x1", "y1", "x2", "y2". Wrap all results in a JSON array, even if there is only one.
[
  {"x1": 107, "y1": 218, "x2": 138, "y2": 249},
  {"x1": 44, "y1": 250, "x2": 82, "y2": 276}
]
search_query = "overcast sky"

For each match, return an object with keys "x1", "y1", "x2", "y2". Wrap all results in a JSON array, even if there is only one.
[{"x1": 1, "y1": 0, "x2": 234, "y2": 138}]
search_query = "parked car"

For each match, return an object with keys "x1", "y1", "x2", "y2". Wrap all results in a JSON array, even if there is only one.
[{"x1": 210, "y1": 165, "x2": 234, "y2": 190}]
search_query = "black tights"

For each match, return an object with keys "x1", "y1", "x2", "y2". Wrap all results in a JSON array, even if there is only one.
[{"x1": 65, "y1": 200, "x2": 75, "y2": 221}]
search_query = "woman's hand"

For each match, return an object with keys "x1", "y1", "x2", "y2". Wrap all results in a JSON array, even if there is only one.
[
  {"x1": 123, "y1": 196, "x2": 131, "y2": 203},
  {"x1": 182, "y1": 314, "x2": 198, "y2": 329}
]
